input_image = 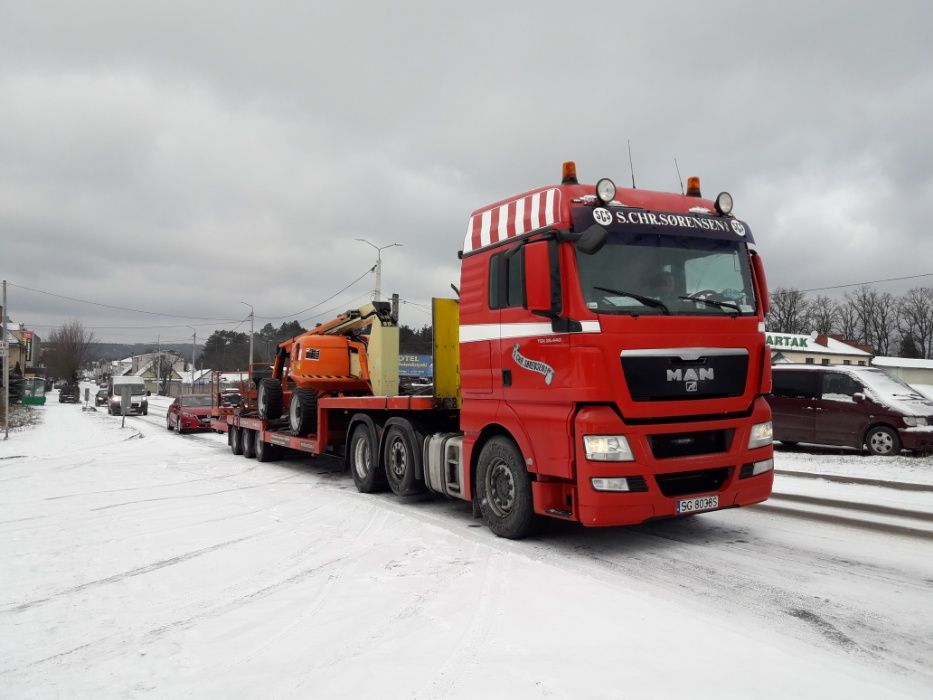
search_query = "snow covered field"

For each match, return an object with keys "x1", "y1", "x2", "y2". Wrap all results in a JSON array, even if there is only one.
[{"x1": 1, "y1": 388, "x2": 931, "y2": 698}]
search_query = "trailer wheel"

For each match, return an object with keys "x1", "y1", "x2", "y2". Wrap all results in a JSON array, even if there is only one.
[
  {"x1": 288, "y1": 389, "x2": 318, "y2": 435},
  {"x1": 243, "y1": 429, "x2": 257, "y2": 458},
  {"x1": 476, "y1": 436, "x2": 537, "y2": 540},
  {"x1": 230, "y1": 426, "x2": 244, "y2": 455},
  {"x1": 255, "y1": 435, "x2": 280, "y2": 462},
  {"x1": 382, "y1": 422, "x2": 426, "y2": 497},
  {"x1": 257, "y1": 378, "x2": 283, "y2": 420},
  {"x1": 349, "y1": 421, "x2": 387, "y2": 493}
]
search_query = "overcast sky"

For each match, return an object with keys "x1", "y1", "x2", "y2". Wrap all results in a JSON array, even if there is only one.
[{"x1": 2, "y1": 1, "x2": 932, "y2": 345}]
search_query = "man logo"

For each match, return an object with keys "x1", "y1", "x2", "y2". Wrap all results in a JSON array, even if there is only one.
[{"x1": 666, "y1": 368, "x2": 715, "y2": 382}]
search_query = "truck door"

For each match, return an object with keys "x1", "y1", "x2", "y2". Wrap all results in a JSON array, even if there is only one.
[{"x1": 493, "y1": 241, "x2": 573, "y2": 478}]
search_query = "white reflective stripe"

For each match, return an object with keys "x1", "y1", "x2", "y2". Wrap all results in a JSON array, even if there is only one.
[
  {"x1": 544, "y1": 188, "x2": 556, "y2": 224},
  {"x1": 464, "y1": 216, "x2": 476, "y2": 252},
  {"x1": 497, "y1": 203, "x2": 509, "y2": 242},
  {"x1": 480, "y1": 210, "x2": 492, "y2": 248},
  {"x1": 514, "y1": 197, "x2": 525, "y2": 235},
  {"x1": 530, "y1": 192, "x2": 541, "y2": 229},
  {"x1": 460, "y1": 321, "x2": 602, "y2": 343}
]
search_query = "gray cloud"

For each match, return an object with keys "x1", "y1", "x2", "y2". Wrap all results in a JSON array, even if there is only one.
[{"x1": 2, "y1": 1, "x2": 932, "y2": 342}]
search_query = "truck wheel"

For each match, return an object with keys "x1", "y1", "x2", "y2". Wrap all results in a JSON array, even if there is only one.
[
  {"x1": 230, "y1": 426, "x2": 244, "y2": 455},
  {"x1": 349, "y1": 421, "x2": 387, "y2": 493},
  {"x1": 257, "y1": 379, "x2": 283, "y2": 420},
  {"x1": 243, "y1": 429, "x2": 257, "y2": 458},
  {"x1": 255, "y1": 435, "x2": 280, "y2": 462},
  {"x1": 866, "y1": 425, "x2": 900, "y2": 456},
  {"x1": 383, "y1": 422, "x2": 426, "y2": 497},
  {"x1": 288, "y1": 389, "x2": 318, "y2": 435},
  {"x1": 476, "y1": 436, "x2": 537, "y2": 539}
]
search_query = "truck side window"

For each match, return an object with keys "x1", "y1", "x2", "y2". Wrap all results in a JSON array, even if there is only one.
[
  {"x1": 771, "y1": 371, "x2": 819, "y2": 399},
  {"x1": 488, "y1": 248, "x2": 525, "y2": 310}
]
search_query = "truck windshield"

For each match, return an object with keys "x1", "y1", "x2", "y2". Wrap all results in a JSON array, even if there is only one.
[{"x1": 576, "y1": 231, "x2": 757, "y2": 315}]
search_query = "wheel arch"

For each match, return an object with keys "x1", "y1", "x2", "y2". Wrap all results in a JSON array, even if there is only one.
[
  {"x1": 469, "y1": 423, "x2": 533, "y2": 503},
  {"x1": 863, "y1": 422, "x2": 900, "y2": 451}
]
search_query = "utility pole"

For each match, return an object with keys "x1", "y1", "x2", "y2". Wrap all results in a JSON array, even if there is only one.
[
  {"x1": 355, "y1": 239, "x2": 402, "y2": 301},
  {"x1": 3, "y1": 279, "x2": 8, "y2": 440},
  {"x1": 187, "y1": 326, "x2": 196, "y2": 394}
]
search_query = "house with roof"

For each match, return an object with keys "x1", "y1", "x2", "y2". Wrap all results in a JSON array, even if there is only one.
[{"x1": 766, "y1": 332, "x2": 873, "y2": 366}]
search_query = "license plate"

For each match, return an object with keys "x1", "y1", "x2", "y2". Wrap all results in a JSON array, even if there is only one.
[{"x1": 676, "y1": 495, "x2": 719, "y2": 514}]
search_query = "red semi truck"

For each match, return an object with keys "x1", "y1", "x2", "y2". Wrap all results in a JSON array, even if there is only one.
[{"x1": 215, "y1": 162, "x2": 775, "y2": 539}]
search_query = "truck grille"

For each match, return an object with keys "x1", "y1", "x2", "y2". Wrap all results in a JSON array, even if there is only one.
[
  {"x1": 620, "y1": 349, "x2": 748, "y2": 401},
  {"x1": 648, "y1": 429, "x2": 733, "y2": 459},
  {"x1": 655, "y1": 467, "x2": 732, "y2": 497}
]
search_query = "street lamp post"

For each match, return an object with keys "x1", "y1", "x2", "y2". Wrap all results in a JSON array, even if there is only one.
[
  {"x1": 240, "y1": 302, "x2": 254, "y2": 372},
  {"x1": 355, "y1": 239, "x2": 402, "y2": 301}
]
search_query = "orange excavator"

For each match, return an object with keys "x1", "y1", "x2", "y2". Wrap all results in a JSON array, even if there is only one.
[{"x1": 256, "y1": 301, "x2": 400, "y2": 434}]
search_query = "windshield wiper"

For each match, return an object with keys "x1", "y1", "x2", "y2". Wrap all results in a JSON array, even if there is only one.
[
  {"x1": 594, "y1": 286, "x2": 670, "y2": 314},
  {"x1": 678, "y1": 294, "x2": 741, "y2": 313}
]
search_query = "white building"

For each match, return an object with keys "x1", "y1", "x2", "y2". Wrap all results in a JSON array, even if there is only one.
[
  {"x1": 766, "y1": 332, "x2": 873, "y2": 366},
  {"x1": 871, "y1": 356, "x2": 933, "y2": 399}
]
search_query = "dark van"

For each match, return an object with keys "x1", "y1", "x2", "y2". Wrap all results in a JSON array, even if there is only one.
[{"x1": 767, "y1": 365, "x2": 933, "y2": 456}]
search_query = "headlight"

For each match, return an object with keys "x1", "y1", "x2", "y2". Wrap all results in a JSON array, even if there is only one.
[
  {"x1": 584, "y1": 435, "x2": 634, "y2": 461},
  {"x1": 748, "y1": 421, "x2": 773, "y2": 448},
  {"x1": 903, "y1": 417, "x2": 928, "y2": 427},
  {"x1": 595, "y1": 178, "x2": 616, "y2": 204}
]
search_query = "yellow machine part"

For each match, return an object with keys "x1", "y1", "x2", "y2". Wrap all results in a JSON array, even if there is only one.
[
  {"x1": 367, "y1": 314, "x2": 400, "y2": 397},
  {"x1": 432, "y1": 298, "x2": 461, "y2": 406}
]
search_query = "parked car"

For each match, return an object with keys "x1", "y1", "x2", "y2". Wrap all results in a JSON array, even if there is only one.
[
  {"x1": 58, "y1": 383, "x2": 81, "y2": 404},
  {"x1": 94, "y1": 388, "x2": 109, "y2": 406},
  {"x1": 166, "y1": 395, "x2": 214, "y2": 434},
  {"x1": 767, "y1": 365, "x2": 933, "y2": 455}
]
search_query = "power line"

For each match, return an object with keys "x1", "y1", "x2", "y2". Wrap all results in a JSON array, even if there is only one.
[
  {"x1": 7, "y1": 282, "x2": 241, "y2": 321},
  {"x1": 257, "y1": 265, "x2": 376, "y2": 321},
  {"x1": 773, "y1": 272, "x2": 933, "y2": 296}
]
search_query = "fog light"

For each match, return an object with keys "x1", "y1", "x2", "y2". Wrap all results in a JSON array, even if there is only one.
[
  {"x1": 715, "y1": 191, "x2": 734, "y2": 215},
  {"x1": 596, "y1": 178, "x2": 616, "y2": 204},
  {"x1": 751, "y1": 458, "x2": 773, "y2": 476},
  {"x1": 748, "y1": 421, "x2": 773, "y2": 448},
  {"x1": 584, "y1": 435, "x2": 634, "y2": 461},
  {"x1": 591, "y1": 477, "x2": 632, "y2": 492}
]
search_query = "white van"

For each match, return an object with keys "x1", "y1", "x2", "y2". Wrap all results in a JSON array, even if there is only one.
[{"x1": 109, "y1": 376, "x2": 149, "y2": 416}]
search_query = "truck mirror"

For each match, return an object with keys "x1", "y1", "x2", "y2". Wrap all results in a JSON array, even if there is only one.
[
  {"x1": 575, "y1": 224, "x2": 608, "y2": 255},
  {"x1": 524, "y1": 240, "x2": 554, "y2": 316}
]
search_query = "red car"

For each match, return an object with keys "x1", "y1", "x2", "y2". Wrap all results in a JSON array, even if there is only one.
[{"x1": 166, "y1": 395, "x2": 214, "y2": 433}]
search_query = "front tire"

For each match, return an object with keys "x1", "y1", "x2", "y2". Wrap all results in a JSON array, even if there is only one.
[
  {"x1": 476, "y1": 436, "x2": 537, "y2": 539},
  {"x1": 257, "y1": 379, "x2": 283, "y2": 420},
  {"x1": 288, "y1": 389, "x2": 318, "y2": 435},
  {"x1": 866, "y1": 426, "x2": 900, "y2": 456},
  {"x1": 348, "y1": 421, "x2": 386, "y2": 493}
]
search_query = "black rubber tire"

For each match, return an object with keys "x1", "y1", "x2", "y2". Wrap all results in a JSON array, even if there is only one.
[
  {"x1": 382, "y1": 422, "x2": 427, "y2": 497},
  {"x1": 175, "y1": 418, "x2": 183, "y2": 435},
  {"x1": 348, "y1": 421, "x2": 387, "y2": 493},
  {"x1": 288, "y1": 389, "x2": 318, "y2": 435},
  {"x1": 230, "y1": 426, "x2": 244, "y2": 455},
  {"x1": 166, "y1": 417, "x2": 173, "y2": 431},
  {"x1": 242, "y1": 429, "x2": 257, "y2": 459},
  {"x1": 780, "y1": 441, "x2": 798, "y2": 449},
  {"x1": 257, "y1": 378, "x2": 283, "y2": 420},
  {"x1": 865, "y1": 425, "x2": 900, "y2": 456},
  {"x1": 475, "y1": 436, "x2": 537, "y2": 539},
  {"x1": 255, "y1": 435, "x2": 280, "y2": 462}
]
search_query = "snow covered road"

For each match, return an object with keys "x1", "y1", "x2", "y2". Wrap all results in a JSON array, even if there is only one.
[{"x1": 1, "y1": 396, "x2": 931, "y2": 698}]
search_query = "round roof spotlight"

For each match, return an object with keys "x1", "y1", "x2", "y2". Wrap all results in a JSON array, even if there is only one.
[
  {"x1": 715, "y1": 191, "x2": 734, "y2": 215},
  {"x1": 596, "y1": 178, "x2": 616, "y2": 204}
]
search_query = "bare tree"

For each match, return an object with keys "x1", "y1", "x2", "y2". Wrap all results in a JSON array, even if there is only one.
[
  {"x1": 896, "y1": 287, "x2": 933, "y2": 359},
  {"x1": 43, "y1": 320, "x2": 95, "y2": 381},
  {"x1": 808, "y1": 294, "x2": 838, "y2": 335},
  {"x1": 155, "y1": 353, "x2": 178, "y2": 396},
  {"x1": 836, "y1": 300, "x2": 859, "y2": 340},
  {"x1": 767, "y1": 288, "x2": 811, "y2": 334},
  {"x1": 844, "y1": 287, "x2": 896, "y2": 356}
]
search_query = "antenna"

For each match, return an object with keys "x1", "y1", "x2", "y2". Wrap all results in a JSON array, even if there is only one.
[
  {"x1": 674, "y1": 157, "x2": 684, "y2": 195},
  {"x1": 627, "y1": 140, "x2": 637, "y2": 189}
]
